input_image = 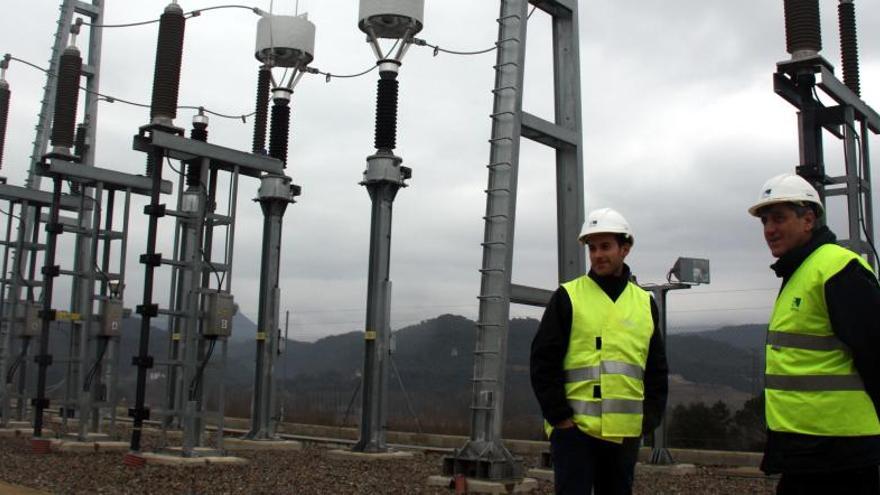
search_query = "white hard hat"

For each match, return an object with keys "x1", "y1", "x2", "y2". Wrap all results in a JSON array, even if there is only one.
[
  {"x1": 748, "y1": 173, "x2": 824, "y2": 217},
  {"x1": 578, "y1": 208, "x2": 633, "y2": 244}
]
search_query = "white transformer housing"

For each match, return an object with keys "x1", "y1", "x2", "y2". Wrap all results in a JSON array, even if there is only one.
[
  {"x1": 255, "y1": 14, "x2": 316, "y2": 68},
  {"x1": 359, "y1": 0, "x2": 424, "y2": 39}
]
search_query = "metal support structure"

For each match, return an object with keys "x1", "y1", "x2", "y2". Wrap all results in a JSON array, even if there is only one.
[
  {"x1": 641, "y1": 283, "x2": 690, "y2": 465},
  {"x1": 773, "y1": 3, "x2": 878, "y2": 269},
  {"x1": 246, "y1": 175, "x2": 297, "y2": 440},
  {"x1": 34, "y1": 160, "x2": 159, "y2": 441},
  {"x1": 0, "y1": 185, "x2": 80, "y2": 427},
  {"x1": 129, "y1": 127, "x2": 283, "y2": 456},
  {"x1": 444, "y1": 0, "x2": 585, "y2": 482},
  {"x1": 354, "y1": 153, "x2": 408, "y2": 452}
]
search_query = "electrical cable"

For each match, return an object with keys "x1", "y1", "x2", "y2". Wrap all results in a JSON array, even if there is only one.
[
  {"x1": 849, "y1": 128, "x2": 880, "y2": 267},
  {"x1": 0, "y1": 207, "x2": 22, "y2": 221},
  {"x1": 6, "y1": 56, "x2": 254, "y2": 122},
  {"x1": 188, "y1": 338, "x2": 217, "y2": 401},
  {"x1": 411, "y1": 6, "x2": 536, "y2": 57},
  {"x1": 80, "y1": 4, "x2": 263, "y2": 28},
  {"x1": 312, "y1": 39, "x2": 400, "y2": 82},
  {"x1": 82, "y1": 338, "x2": 109, "y2": 392}
]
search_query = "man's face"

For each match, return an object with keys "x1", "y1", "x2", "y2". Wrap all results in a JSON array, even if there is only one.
[
  {"x1": 587, "y1": 233, "x2": 630, "y2": 277},
  {"x1": 757, "y1": 204, "x2": 815, "y2": 258}
]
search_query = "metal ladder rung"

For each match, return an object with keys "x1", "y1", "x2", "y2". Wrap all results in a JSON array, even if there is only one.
[
  {"x1": 497, "y1": 14, "x2": 523, "y2": 22},
  {"x1": 480, "y1": 241, "x2": 507, "y2": 247},
  {"x1": 58, "y1": 269, "x2": 81, "y2": 277},
  {"x1": 487, "y1": 162, "x2": 512, "y2": 169},
  {"x1": 494, "y1": 62, "x2": 520, "y2": 70},
  {"x1": 161, "y1": 258, "x2": 187, "y2": 268},
  {"x1": 490, "y1": 111, "x2": 516, "y2": 118},
  {"x1": 476, "y1": 321, "x2": 502, "y2": 327},
  {"x1": 477, "y1": 296, "x2": 503, "y2": 301},
  {"x1": 491, "y1": 86, "x2": 518, "y2": 94},
  {"x1": 488, "y1": 137, "x2": 514, "y2": 143},
  {"x1": 496, "y1": 37, "x2": 522, "y2": 46},
  {"x1": 484, "y1": 187, "x2": 511, "y2": 194},
  {"x1": 478, "y1": 268, "x2": 505, "y2": 274},
  {"x1": 483, "y1": 214, "x2": 510, "y2": 220},
  {"x1": 473, "y1": 349, "x2": 500, "y2": 355}
]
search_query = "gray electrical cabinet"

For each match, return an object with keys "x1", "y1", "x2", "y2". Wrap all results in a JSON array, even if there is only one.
[
  {"x1": 203, "y1": 292, "x2": 234, "y2": 338},
  {"x1": 16, "y1": 302, "x2": 42, "y2": 337},
  {"x1": 97, "y1": 299, "x2": 124, "y2": 337}
]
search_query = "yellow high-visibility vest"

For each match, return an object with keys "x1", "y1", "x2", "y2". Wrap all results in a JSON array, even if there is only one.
[
  {"x1": 545, "y1": 275, "x2": 653, "y2": 441},
  {"x1": 765, "y1": 243, "x2": 880, "y2": 436}
]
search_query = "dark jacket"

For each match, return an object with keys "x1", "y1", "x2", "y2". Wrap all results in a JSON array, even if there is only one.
[
  {"x1": 761, "y1": 226, "x2": 880, "y2": 474},
  {"x1": 529, "y1": 264, "x2": 669, "y2": 435}
]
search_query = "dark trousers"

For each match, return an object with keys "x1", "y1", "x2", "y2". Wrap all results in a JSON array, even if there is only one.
[
  {"x1": 550, "y1": 426, "x2": 639, "y2": 495},
  {"x1": 777, "y1": 466, "x2": 880, "y2": 495}
]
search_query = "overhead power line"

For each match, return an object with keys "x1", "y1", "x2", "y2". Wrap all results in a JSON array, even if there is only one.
[
  {"x1": 6, "y1": 55, "x2": 255, "y2": 122},
  {"x1": 80, "y1": 4, "x2": 264, "y2": 28}
]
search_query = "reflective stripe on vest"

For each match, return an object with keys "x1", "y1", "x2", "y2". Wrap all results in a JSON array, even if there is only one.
[
  {"x1": 765, "y1": 243, "x2": 880, "y2": 436},
  {"x1": 544, "y1": 274, "x2": 653, "y2": 440},
  {"x1": 569, "y1": 399, "x2": 643, "y2": 416},
  {"x1": 565, "y1": 361, "x2": 645, "y2": 383}
]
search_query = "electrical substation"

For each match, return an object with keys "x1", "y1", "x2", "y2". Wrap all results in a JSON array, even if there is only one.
[{"x1": 0, "y1": 0, "x2": 877, "y2": 492}]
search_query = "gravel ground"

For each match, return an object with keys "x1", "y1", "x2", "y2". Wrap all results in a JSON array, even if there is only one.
[{"x1": 0, "y1": 433, "x2": 777, "y2": 494}]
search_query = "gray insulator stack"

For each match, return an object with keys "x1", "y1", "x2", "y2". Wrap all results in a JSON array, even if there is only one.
[
  {"x1": 252, "y1": 66, "x2": 271, "y2": 154},
  {"x1": 51, "y1": 46, "x2": 82, "y2": 150},
  {"x1": 268, "y1": 93, "x2": 290, "y2": 167},
  {"x1": 838, "y1": 0, "x2": 860, "y2": 96},
  {"x1": 149, "y1": 2, "x2": 186, "y2": 126},
  {"x1": 0, "y1": 79, "x2": 8, "y2": 169},
  {"x1": 186, "y1": 117, "x2": 208, "y2": 186},
  {"x1": 783, "y1": 0, "x2": 822, "y2": 58},
  {"x1": 374, "y1": 72, "x2": 399, "y2": 151}
]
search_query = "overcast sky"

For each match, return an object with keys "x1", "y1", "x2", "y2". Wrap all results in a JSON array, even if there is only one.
[{"x1": 1, "y1": 0, "x2": 878, "y2": 341}]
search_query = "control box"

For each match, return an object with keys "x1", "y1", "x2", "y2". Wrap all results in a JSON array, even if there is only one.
[
  {"x1": 203, "y1": 292, "x2": 234, "y2": 337},
  {"x1": 97, "y1": 299, "x2": 124, "y2": 337},
  {"x1": 17, "y1": 302, "x2": 42, "y2": 337}
]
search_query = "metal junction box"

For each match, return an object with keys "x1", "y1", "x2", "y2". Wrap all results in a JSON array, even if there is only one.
[
  {"x1": 203, "y1": 292, "x2": 234, "y2": 337},
  {"x1": 97, "y1": 299, "x2": 124, "y2": 337},
  {"x1": 17, "y1": 302, "x2": 42, "y2": 337}
]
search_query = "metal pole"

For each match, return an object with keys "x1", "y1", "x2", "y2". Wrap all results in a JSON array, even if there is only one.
[
  {"x1": 247, "y1": 175, "x2": 292, "y2": 440},
  {"x1": 353, "y1": 175, "x2": 402, "y2": 452},
  {"x1": 33, "y1": 177, "x2": 63, "y2": 438},
  {"x1": 129, "y1": 149, "x2": 165, "y2": 453}
]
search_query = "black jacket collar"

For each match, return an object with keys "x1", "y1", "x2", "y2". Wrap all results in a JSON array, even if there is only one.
[
  {"x1": 770, "y1": 226, "x2": 837, "y2": 282},
  {"x1": 588, "y1": 263, "x2": 632, "y2": 302}
]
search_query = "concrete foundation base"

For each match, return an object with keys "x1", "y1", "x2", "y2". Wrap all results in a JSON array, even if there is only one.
[
  {"x1": 0, "y1": 427, "x2": 52, "y2": 438},
  {"x1": 51, "y1": 439, "x2": 129, "y2": 453},
  {"x1": 224, "y1": 438, "x2": 303, "y2": 451},
  {"x1": 326, "y1": 448, "x2": 414, "y2": 461},
  {"x1": 426, "y1": 476, "x2": 539, "y2": 494},
  {"x1": 526, "y1": 468, "x2": 553, "y2": 482},
  {"x1": 636, "y1": 463, "x2": 698, "y2": 476},
  {"x1": 139, "y1": 452, "x2": 248, "y2": 467}
]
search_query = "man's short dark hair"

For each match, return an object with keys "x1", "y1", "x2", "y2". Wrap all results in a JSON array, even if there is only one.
[{"x1": 615, "y1": 233, "x2": 633, "y2": 247}]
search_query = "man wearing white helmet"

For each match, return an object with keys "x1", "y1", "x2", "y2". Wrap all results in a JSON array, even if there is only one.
[
  {"x1": 750, "y1": 173, "x2": 880, "y2": 494},
  {"x1": 530, "y1": 208, "x2": 668, "y2": 494}
]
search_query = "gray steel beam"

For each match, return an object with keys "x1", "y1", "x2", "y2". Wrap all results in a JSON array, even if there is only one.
[
  {"x1": 509, "y1": 284, "x2": 552, "y2": 307},
  {"x1": 0, "y1": 184, "x2": 82, "y2": 210},
  {"x1": 521, "y1": 112, "x2": 578, "y2": 149},
  {"x1": 38, "y1": 160, "x2": 173, "y2": 195},
  {"x1": 529, "y1": 0, "x2": 575, "y2": 17},
  {"x1": 134, "y1": 131, "x2": 284, "y2": 178},
  {"x1": 551, "y1": 6, "x2": 586, "y2": 283},
  {"x1": 817, "y1": 66, "x2": 880, "y2": 133}
]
